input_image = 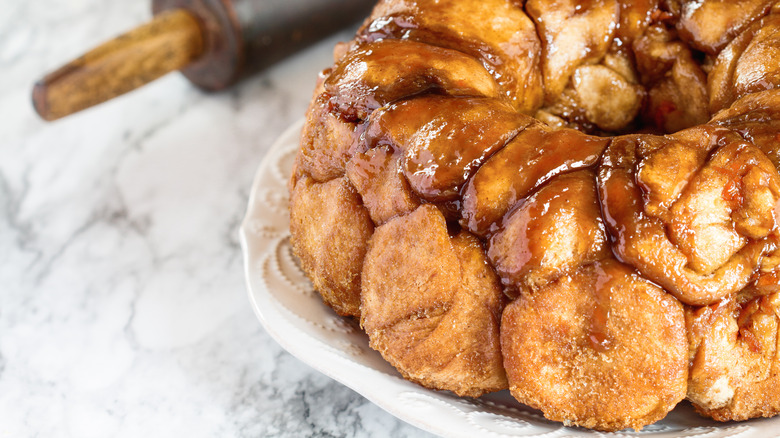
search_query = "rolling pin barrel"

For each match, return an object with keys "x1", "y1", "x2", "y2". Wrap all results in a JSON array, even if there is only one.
[
  {"x1": 152, "y1": 0, "x2": 374, "y2": 90},
  {"x1": 34, "y1": 0, "x2": 374, "y2": 121},
  {"x1": 234, "y1": 0, "x2": 374, "y2": 76}
]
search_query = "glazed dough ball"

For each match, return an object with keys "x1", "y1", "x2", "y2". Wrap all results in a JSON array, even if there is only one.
[{"x1": 687, "y1": 290, "x2": 780, "y2": 421}]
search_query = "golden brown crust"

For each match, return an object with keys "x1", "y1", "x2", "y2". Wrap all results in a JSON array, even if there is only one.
[
  {"x1": 527, "y1": 0, "x2": 619, "y2": 103},
  {"x1": 361, "y1": 205, "x2": 507, "y2": 397},
  {"x1": 711, "y1": 89, "x2": 780, "y2": 167},
  {"x1": 362, "y1": 95, "x2": 533, "y2": 202},
  {"x1": 345, "y1": 146, "x2": 419, "y2": 225},
  {"x1": 708, "y1": 13, "x2": 780, "y2": 113},
  {"x1": 297, "y1": 93, "x2": 359, "y2": 183},
  {"x1": 501, "y1": 260, "x2": 688, "y2": 431},
  {"x1": 687, "y1": 291, "x2": 780, "y2": 421},
  {"x1": 616, "y1": 0, "x2": 660, "y2": 44},
  {"x1": 289, "y1": 176, "x2": 373, "y2": 317}
]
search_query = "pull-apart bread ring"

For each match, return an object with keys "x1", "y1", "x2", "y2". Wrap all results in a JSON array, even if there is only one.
[{"x1": 288, "y1": 0, "x2": 780, "y2": 431}]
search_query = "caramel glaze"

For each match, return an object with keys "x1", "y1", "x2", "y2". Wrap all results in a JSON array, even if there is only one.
[
  {"x1": 676, "y1": 0, "x2": 775, "y2": 55},
  {"x1": 292, "y1": 0, "x2": 780, "y2": 428},
  {"x1": 325, "y1": 39, "x2": 501, "y2": 121},
  {"x1": 462, "y1": 125, "x2": 609, "y2": 237},
  {"x1": 356, "y1": 0, "x2": 543, "y2": 115},
  {"x1": 319, "y1": 0, "x2": 780, "y2": 314},
  {"x1": 526, "y1": 0, "x2": 619, "y2": 103},
  {"x1": 598, "y1": 131, "x2": 780, "y2": 306},
  {"x1": 487, "y1": 169, "x2": 610, "y2": 298},
  {"x1": 360, "y1": 95, "x2": 533, "y2": 202},
  {"x1": 615, "y1": 0, "x2": 659, "y2": 44},
  {"x1": 587, "y1": 261, "x2": 618, "y2": 353},
  {"x1": 331, "y1": 21, "x2": 780, "y2": 314}
]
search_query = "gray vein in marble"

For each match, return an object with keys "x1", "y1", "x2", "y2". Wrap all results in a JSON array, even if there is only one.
[
  {"x1": 0, "y1": 167, "x2": 40, "y2": 263},
  {"x1": 33, "y1": 212, "x2": 100, "y2": 285}
]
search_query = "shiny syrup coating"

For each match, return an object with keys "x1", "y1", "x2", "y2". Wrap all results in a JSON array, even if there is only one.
[
  {"x1": 361, "y1": 95, "x2": 532, "y2": 201},
  {"x1": 290, "y1": 0, "x2": 780, "y2": 431},
  {"x1": 357, "y1": 0, "x2": 544, "y2": 114},
  {"x1": 462, "y1": 124, "x2": 608, "y2": 237}
]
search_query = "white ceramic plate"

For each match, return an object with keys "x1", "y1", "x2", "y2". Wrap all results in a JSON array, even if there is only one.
[{"x1": 240, "y1": 120, "x2": 780, "y2": 438}]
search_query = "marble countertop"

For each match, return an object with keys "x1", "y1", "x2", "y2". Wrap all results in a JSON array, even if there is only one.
[{"x1": 0, "y1": 1, "x2": 434, "y2": 436}]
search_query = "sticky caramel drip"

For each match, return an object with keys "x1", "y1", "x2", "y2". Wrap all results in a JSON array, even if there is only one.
[{"x1": 588, "y1": 264, "x2": 614, "y2": 353}]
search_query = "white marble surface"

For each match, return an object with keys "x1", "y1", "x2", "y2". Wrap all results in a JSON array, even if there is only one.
[{"x1": 0, "y1": 1, "x2": 434, "y2": 436}]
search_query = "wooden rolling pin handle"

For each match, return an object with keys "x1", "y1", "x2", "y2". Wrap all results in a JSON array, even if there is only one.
[{"x1": 32, "y1": 9, "x2": 205, "y2": 121}]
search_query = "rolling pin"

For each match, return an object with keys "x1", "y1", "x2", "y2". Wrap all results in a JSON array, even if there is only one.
[{"x1": 32, "y1": 0, "x2": 374, "y2": 121}]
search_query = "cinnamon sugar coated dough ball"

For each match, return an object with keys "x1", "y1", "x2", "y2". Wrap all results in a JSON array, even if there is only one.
[
  {"x1": 287, "y1": 0, "x2": 780, "y2": 431},
  {"x1": 361, "y1": 205, "x2": 507, "y2": 397},
  {"x1": 289, "y1": 176, "x2": 373, "y2": 317},
  {"x1": 501, "y1": 260, "x2": 688, "y2": 431}
]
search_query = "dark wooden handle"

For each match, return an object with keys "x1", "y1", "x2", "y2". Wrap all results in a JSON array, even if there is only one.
[{"x1": 32, "y1": 9, "x2": 204, "y2": 121}]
